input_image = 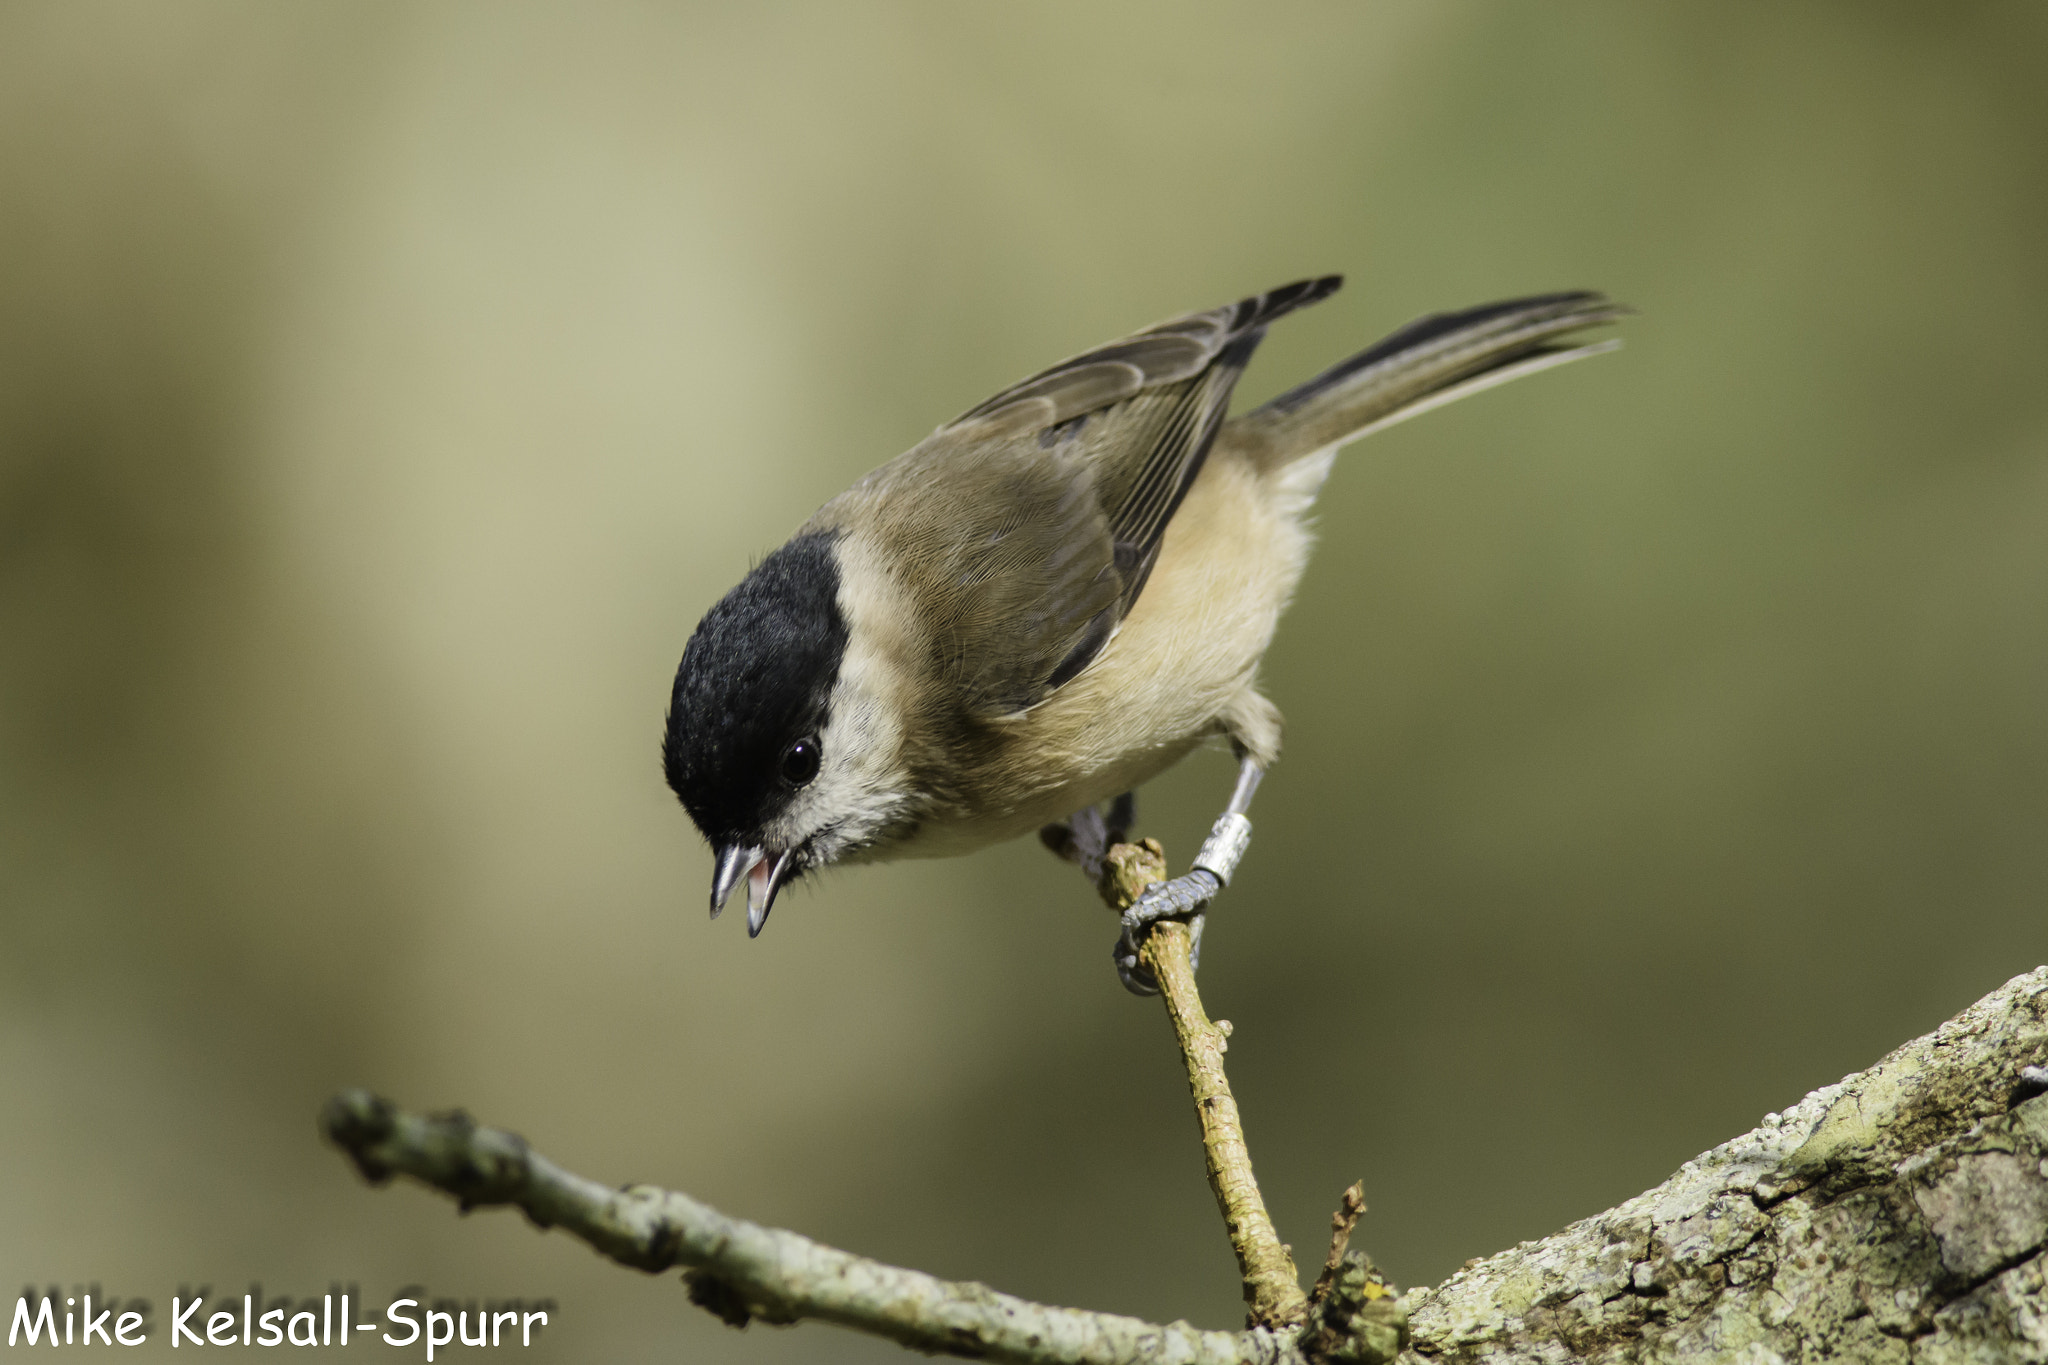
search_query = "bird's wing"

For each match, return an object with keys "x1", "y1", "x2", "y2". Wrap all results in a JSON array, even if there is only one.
[{"x1": 878, "y1": 278, "x2": 1340, "y2": 718}]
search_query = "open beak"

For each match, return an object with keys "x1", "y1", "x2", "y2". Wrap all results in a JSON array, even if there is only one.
[
  {"x1": 710, "y1": 843, "x2": 763, "y2": 919},
  {"x1": 746, "y1": 848, "x2": 797, "y2": 938},
  {"x1": 709, "y1": 843, "x2": 798, "y2": 937}
]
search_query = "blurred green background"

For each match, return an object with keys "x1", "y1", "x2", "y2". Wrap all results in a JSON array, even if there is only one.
[{"x1": 4, "y1": 3, "x2": 2045, "y2": 1359}]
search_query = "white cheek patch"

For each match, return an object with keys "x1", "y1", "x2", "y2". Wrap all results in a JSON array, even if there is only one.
[{"x1": 768, "y1": 534, "x2": 919, "y2": 860}]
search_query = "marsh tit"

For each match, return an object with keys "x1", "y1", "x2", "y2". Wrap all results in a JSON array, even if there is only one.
[{"x1": 662, "y1": 277, "x2": 1624, "y2": 988}]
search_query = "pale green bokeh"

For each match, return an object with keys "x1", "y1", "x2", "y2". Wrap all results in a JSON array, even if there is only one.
[{"x1": 3, "y1": 5, "x2": 2045, "y2": 1360}]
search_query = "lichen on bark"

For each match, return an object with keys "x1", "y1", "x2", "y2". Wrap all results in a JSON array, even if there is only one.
[
  {"x1": 1400, "y1": 966, "x2": 2048, "y2": 1364},
  {"x1": 324, "y1": 966, "x2": 2048, "y2": 1365}
]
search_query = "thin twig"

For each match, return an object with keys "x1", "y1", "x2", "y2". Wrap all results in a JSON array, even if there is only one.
[
  {"x1": 1310, "y1": 1183, "x2": 1367, "y2": 1307},
  {"x1": 320, "y1": 1090, "x2": 1298, "y2": 1365},
  {"x1": 320, "y1": 966, "x2": 2048, "y2": 1361},
  {"x1": 1096, "y1": 839, "x2": 1309, "y2": 1330}
]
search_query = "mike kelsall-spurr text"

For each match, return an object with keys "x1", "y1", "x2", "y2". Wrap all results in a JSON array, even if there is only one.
[{"x1": 11, "y1": 1286, "x2": 552, "y2": 1356}]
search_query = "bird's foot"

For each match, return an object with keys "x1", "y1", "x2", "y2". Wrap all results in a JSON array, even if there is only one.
[
  {"x1": 1113, "y1": 870, "x2": 1217, "y2": 996},
  {"x1": 1111, "y1": 809, "x2": 1253, "y2": 996}
]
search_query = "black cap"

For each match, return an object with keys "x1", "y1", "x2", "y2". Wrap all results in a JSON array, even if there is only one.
[{"x1": 664, "y1": 530, "x2": 848, "y2": 846}]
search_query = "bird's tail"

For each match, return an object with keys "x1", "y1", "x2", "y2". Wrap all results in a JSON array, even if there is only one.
[{"x1": 1229, "y1": 291, "x2": 1628, "y2": 470}]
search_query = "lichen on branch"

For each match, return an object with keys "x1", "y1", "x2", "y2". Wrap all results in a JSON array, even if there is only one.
[
  {"x1": 1402, "y1": 966, "x2": 2048, "y2": 1363},
  {"x1": 322, "y1": 963, "x2": 2048, "y2": 1364},
  {"x1": 319, "y1": 1090, "x2": 1306, "y2": 1365}
]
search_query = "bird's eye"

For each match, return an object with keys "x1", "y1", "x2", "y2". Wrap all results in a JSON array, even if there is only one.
[{"x1": 780, "y1": 736, "x2": 821, "y2": 787}]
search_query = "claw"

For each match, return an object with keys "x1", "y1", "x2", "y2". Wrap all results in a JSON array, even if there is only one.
[
  {"x1": 1114, "y1": 870, "x2": 1220, "y2": 996},
  {"x1": 1105, "y1": 757, "x2": 1259, "y2": 997}
]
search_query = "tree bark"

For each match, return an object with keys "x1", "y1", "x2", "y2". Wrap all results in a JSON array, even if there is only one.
[
  {"x1": 1400, "y1": 965, "x2": 2048, "y2": 1364},
  {"x1": 325, "y1": 967, "x2": 2048, "y2": 1365}
]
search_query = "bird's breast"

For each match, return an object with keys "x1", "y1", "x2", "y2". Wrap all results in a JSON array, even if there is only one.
[{"x1": 893, "y1": 444, "x2": 1324, "y2": 857}]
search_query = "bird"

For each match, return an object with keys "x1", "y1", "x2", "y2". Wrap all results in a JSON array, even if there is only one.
[{"x1": 662, "y1": 276, "x2": 1625, "y2": 990}]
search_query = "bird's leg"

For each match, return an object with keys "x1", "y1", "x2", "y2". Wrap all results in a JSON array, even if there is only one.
[
  {"x1": 1040, "y1": 791, "x2": 1139, "y2": 885},
  {"x1": 1114, "y1": 756, "x2": 1263, "y2": 996},
  {"x1": 1104, "y1": 789, "x2": 1137, "y2": 845}
]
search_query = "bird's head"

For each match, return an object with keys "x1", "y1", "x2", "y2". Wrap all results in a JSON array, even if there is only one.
[{"x1": 663, "y1": 529, "x2": 917, "y2": 933}]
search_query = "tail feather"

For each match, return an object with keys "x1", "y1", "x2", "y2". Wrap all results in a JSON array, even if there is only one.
[{"x1": 1231, "y1": 291, "x2": 1628, "y2": 468}]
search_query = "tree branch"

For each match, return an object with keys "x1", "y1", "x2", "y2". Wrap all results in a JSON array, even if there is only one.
[
  {"x1": 1399, "y1": 965, "x2": 2048, "y2": 1363},
  {"x1": 322, "y1": 966, "x2": 2048, "y2": 1363},
  {"x1": 318, "y1": 1090, "x2": 1303, "y2": 1365},
  {"x1": 1094, "y1": 836, "x2": 1311, "y2": 1330}
]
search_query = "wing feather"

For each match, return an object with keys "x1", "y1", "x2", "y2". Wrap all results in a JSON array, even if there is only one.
[{"x1": 847, "y1": 278, "x2": 1343, "y2": 719}]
